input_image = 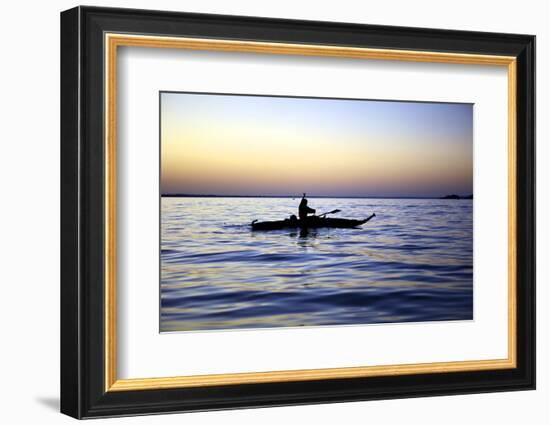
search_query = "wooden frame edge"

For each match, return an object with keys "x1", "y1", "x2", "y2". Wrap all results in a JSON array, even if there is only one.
[
  {"x1": 105, "y1": 32, "x2": 118, "y2": 390},
  {"x1": 507, "y1": 59, "x2": 518, "y2": 369},
  {"x1": 104, "y1": 33, "x2": 518, "y2": 393},
  {"x1": 108, "y1": 358, "x2": 516, "y2": 391}
]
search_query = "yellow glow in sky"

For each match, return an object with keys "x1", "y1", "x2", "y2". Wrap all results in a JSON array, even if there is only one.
[{"x1": 161, "y1": 92, "x2": 473, "y2": 198}]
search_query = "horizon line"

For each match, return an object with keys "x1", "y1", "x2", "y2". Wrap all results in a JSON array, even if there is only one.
[{"x1": 161, "y1": 193, "x2": 473, "y2": 200}]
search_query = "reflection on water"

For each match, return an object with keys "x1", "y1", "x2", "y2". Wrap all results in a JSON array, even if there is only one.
[{"x1": 161, "y1": 197, "x2": 473, "y2": 332}]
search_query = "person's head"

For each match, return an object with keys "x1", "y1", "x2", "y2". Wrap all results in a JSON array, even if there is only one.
[{"x1": 289, "y1": 214, "x2": 298, "y2": 223}]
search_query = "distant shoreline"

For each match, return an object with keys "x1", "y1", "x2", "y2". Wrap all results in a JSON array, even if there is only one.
[{"x1": 161, "y1": 193, "x2": 473, "y2": 200}]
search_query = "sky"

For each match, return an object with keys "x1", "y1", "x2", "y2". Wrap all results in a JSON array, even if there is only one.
[{"x1": 160, "y1": 92, "x2": 473, "y2": 198}]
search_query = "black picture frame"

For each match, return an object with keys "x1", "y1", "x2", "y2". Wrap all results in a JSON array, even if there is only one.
[{"x1": 61, "y1": 5, "x2": 535, "y2": 419}]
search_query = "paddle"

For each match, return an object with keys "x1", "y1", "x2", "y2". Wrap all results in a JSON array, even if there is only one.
[{"x1": 317, "y1": 209, "x2": 341, "y2": 218}]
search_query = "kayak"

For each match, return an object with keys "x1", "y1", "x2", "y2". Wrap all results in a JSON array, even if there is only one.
[{"x1": 251, "y1": 213, "x2": 375, "y2": 231}]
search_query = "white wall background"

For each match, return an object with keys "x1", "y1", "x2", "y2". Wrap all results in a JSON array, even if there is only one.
[{"x1": 0, "y1": 0, "x2": 545, "y2": 423}]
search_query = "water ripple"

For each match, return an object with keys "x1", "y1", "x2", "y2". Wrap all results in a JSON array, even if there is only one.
[{"x1": 161, "y1": 197, "x2": 473, "y2": 332}]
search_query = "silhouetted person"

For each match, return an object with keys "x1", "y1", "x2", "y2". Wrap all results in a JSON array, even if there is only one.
[{"x1": 298, "y1": 193, "x2": 316, "y2": 220}]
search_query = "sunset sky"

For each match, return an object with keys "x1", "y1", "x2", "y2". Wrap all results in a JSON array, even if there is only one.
[{"x1": 160, "y1": 92, "x2": 473, "y2": 198}]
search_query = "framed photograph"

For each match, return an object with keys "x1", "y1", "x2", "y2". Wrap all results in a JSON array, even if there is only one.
[{"x1": 60, "y1": 6, "x2": 535, "y2": 419}]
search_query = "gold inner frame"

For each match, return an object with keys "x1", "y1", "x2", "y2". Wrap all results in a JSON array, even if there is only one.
[{"x1": 104, "y1": 33, "x2": 517, "y2": 392}]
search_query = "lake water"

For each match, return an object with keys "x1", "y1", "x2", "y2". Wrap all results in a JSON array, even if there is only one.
[{"x1": 160, "y1": 197, "x2": 473, "y2": 332}]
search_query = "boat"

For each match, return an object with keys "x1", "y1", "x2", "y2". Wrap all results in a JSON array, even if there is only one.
[{"x1": 251, "y1": 213, "x2": 375, "y2": 231}]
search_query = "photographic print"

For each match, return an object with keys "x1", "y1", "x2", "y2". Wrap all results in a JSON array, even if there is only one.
[{"x1": 160, "y1": 92, "x2": 473, "y2": 332}]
